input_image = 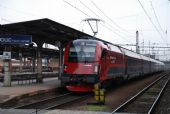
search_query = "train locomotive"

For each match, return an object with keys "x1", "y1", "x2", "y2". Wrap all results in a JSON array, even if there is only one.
[{"x1": 62, "y1": 37, "x2": 164, "y2": 92}]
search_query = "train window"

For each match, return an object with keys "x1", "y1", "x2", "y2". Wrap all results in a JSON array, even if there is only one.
[
  {"x1": 101, "y1": 50, "x2": 106, "y2": 59},
  {"x1": 68, "y1": 42, "x2": 96, "y2": 63},
  {"x1": 72, "y1": 40, "x2": 97, "y2": 46},
  {"x1": 70, "y1": 45, "x2": 81, "y2": 52}
]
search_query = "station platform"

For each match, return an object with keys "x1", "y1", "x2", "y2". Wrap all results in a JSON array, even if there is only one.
[
  {"x1": 46, "y1": 109, "x2": 110, "y2": 114},
  {"x1": 0, "y1": 109, "x2": 109, "y2": 114},
  {"x1": 0, "y1": 77, "x2": 110, "y2": 114},
  {"x1": 0, "y1": 77, "x2": 60, "y2": 104}
]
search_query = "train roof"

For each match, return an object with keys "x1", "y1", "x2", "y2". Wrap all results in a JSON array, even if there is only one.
[
  {"x1": 73, "y1": 36, "x2": 164, "y2": 65},
  {"x1": 140, "y1": 54, "x2": 151, "y2": 61},
  {"x1": 150, "y1": 57, "x2": 165, "y2": 65},
  {"x1": 120, "y1": 48, "x2": 141, "y2": 59},
  {"x1": 73, "y1": 38, "x2": 122, "y2": 54},
  {"x1": 106, "y1": 44, "x2": 122, "y2": 53}
]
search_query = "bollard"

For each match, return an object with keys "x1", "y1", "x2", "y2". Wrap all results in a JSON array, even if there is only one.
[
  {"x1": 99, "y1": 89, "x2": 105, "y2": 104},
  {"x1": 94, "y1": 83, "x2": 105, "y2": 105},
  {"x1": 94, "y1": 83, "x2": 100, "y2": 102}
]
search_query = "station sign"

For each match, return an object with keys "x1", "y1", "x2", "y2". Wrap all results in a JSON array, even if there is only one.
[
  {"x1": 3, "y1": 51, "x2": 11, "y2": 60},
  {"x1": 0, "y1": 35, "x2": 32, "y2": 44}
]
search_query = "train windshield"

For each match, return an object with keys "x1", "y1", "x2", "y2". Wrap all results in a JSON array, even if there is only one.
[{"x1": 68, "y1": 41, "x2": 96, "y2": 63}]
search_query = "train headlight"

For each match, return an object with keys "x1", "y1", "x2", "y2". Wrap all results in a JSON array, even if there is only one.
[
  {"x1": 64, "y1": 65, "x2": 68, "y2": 72},
  {"x1": 94, "y1": 65, "x2": 99, "y2": 74}
]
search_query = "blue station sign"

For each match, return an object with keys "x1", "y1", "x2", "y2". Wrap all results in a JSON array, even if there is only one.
[{"x1": 0, "y1": 35, "x2": 32, "y2": 44}]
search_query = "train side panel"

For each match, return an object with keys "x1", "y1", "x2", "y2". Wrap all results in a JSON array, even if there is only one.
[
  {"x1": 126, "y1": 56, "x2": 142, "y2": 78},
  {"x1": 100, "y1": 44, "x2": 125, "y2": 82},
  {"x1": 62, "y1": 38, "x2": 165, "y2": 92},
  {"x1": 100, "y1": 50, "x2": 125, "y2": 81}
]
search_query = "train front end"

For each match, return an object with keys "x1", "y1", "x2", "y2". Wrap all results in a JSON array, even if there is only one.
[{"x1": 62, "y1": 39, "x2": 101, "y2": 92}]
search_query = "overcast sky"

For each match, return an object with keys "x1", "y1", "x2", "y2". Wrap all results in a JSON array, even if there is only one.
[{"x1": 0, "y1": 0, "x2": 170, "y2": 61}]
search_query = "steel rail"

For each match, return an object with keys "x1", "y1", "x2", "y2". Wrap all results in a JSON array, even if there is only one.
[
  {"x1": 45, "y1": 94, "x2": 91, "y2": 109},
  {"x1": 148, "y1": 75, "x2": 170, "y2": 114},
  {"x1": 111, "y1": 72, "x2": 169, "y2": 114},
  {"x1": 28, "y1": 94, "x2": 91, "y2": 114},
  {"x1": 13, "y1": 92, "x2": 71, "y2": 109}
]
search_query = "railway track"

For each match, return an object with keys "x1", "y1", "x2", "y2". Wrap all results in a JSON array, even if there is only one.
[
  {"x1": 111, "y1": 71, "x2": 170, "y2": 114},
  {"x1": 13, "y1": 92, "x2": 91, "y2": 114},
  {"x1": 1, "y1": 87, "x2": 68, "y2": 108}
]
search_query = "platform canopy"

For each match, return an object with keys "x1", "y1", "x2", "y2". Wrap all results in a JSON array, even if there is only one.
[{"x1": 0, "y1": 18, "x2": 91, "y2": 46}]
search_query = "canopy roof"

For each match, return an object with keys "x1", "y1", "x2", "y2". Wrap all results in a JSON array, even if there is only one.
[{"x1": 0, "y1": 18, "x2": 91, "y2": 46}]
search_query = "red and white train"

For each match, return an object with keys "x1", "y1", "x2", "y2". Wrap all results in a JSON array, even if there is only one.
[
  {"x1": 0, "y1": 59, "x2": 21, "y2": 73},
  {"x1": 62, "y1": 37, "x2": 164, "y2": 92}
]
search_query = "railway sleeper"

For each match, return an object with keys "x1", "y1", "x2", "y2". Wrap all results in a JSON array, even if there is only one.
[
  {"x1": 140, "y1": 94, "x2": 157, "y2": 99},
  {"x1": 136, "y1": 97, "x2": 155, "y2": 102},
  {"x1": 134, "y1": 101, "x2": 153, "y2": 105},
  {"x1": 145, "y1": 89, "x2": 160, "y2": 95},
  {"x1": 122, "y1": 103, "x2": 153, "y2": 113}
]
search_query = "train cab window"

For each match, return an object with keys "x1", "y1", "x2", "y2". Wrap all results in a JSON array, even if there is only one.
[{"x1": 68, "y1": 41, "x2": 97, "y2": 63}]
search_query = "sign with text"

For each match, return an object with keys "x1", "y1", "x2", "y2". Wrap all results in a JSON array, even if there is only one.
[
  {"x1": 0, "y1": 35, "x2": 32, "y2": 44},
  {"x1": 3, "y1": 51, "x2": 11, "y2": 60}
]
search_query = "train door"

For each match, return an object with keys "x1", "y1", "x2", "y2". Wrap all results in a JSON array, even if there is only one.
[
  {"x1": 100, "y1": 50, "x2": 107, "y2": 77},
  {"x1": 119, "y1": 48, "x2": 126, "y2": 77},
  {"x1": 149, "y1": 61, "x2": 151, "y2": 73},
  {"x1": 141, "y1": 59, "x2": 144, "y2": 76}
]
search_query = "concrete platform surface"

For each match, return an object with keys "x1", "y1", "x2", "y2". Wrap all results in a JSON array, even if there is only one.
[
  {"x1": 45, "y1": 109, "x2": 110, "y2": 114},
  {"x1": 0, "y1": 78, "x2": 109, "y2": 114},
  {"x1": 0, "y1": 109, "x2": 109, "y2": 114},
  {"x1": 0, "y1": 77, "x2": 60, "y2": 104},
  {"x1": 0, "y1": 109, "x2": 48, "y2": 114}
]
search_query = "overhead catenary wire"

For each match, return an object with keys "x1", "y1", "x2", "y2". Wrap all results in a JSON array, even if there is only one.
[
  {"x1": 78, "y1": 0, "x2": 135, "y2": 39},
  {"x1": 63, "y1": 0, "x2": 91, "y2": 18},
  {"x1": 78, "y1": 0, "x2": 100, "y2": 19},
  {"x1": 139, "y1": 50, "x2": 170, "y2": 51},
  {"x1": 91, "y1": 0, "x2": 135, "y2": 36},
  {"x1": 116, "y1": 45, "x2": 170, "y2": 48},
  {"x1": 100, "y1": 22, "x2": 134, "y2": 43},
  {"x1": 63, "y1": 0, "x2": 134, "y2": 43},
  {"x1": 150, "y1": 1, "x2": 164, "y2": 34},
  {"x1": 137, "y1": 0, "x2": 166, "y2": 44},
  {"x1": 0, "y1": 0, "x2": 168, "y2": 60},
  {"x1": 116, "y1": 42, "x2": 170, "y2": 58},
  {"x1": 158, "y1": 54, "x2": 170, "y2": 56}
]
